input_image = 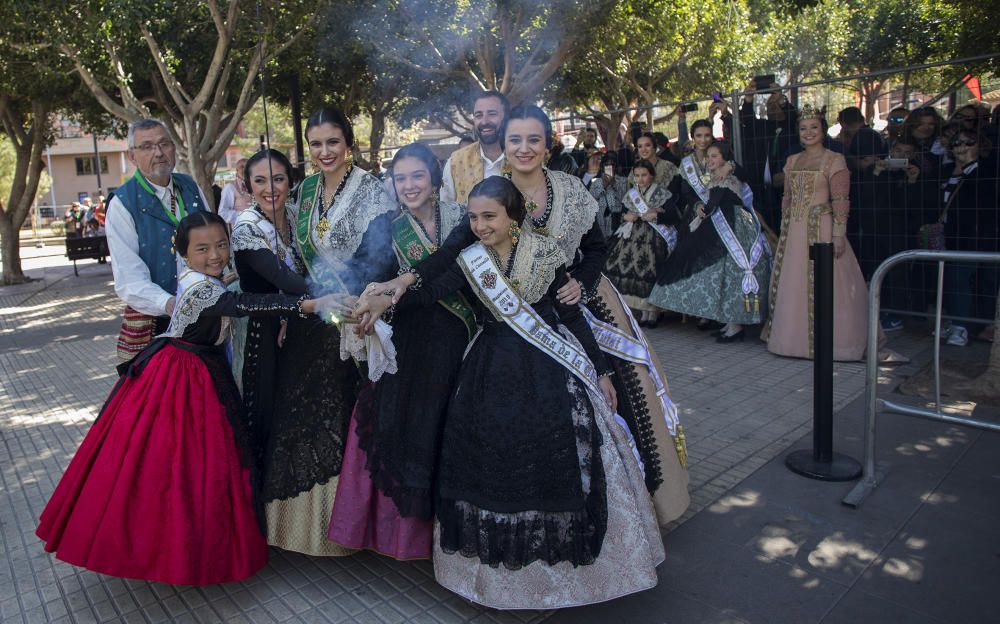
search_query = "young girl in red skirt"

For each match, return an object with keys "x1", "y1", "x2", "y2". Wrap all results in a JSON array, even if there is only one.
[{"x1": 36, "y1": 211, "x2": 334, "y2": 585}]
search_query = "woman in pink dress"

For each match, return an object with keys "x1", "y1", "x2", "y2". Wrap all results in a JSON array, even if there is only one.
[{"x1": 762, "y1": 107, "x2": 868, "y2": 361}]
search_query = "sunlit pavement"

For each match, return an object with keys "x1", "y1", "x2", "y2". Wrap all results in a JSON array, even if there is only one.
[{"x1": 2, "y1": 252, "x2": 996, "y2": 623}]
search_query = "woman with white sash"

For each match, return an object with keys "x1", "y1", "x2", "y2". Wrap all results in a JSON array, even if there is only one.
[
  {"x1": 603, "y1": 159, "x2": 679, "y2": 328},
  {"x1": 358, "y1": 105, "x2": 690, "y2": 528},
  {"x1": 379, "y1": 176, "x2": 663, "y2": 609},
  {"x1": 648, "y1": 142, "x2": 770, "y2": 342}
]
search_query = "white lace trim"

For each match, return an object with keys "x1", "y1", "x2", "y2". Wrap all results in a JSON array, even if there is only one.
[
  {"x1": 304, "y1": 168, "x2": 396, "y2": 262},
  {"x1": 529, "y1": 170, "x2": 599, "y2": 266},
  {"x1": 162, "y1": 269, "x2": 227, "y2": 339},
  {"x1": 509, "y1": 232, "x2": 565, "y2": 305}
]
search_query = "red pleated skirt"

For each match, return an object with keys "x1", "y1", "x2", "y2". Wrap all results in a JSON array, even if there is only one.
[{"x1": 36, "y1": 343, "x2": 268, "y2": 585}]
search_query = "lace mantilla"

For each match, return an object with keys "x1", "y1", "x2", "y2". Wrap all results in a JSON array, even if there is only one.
[
  {"x1": 508, "y1": 232, "x2": 564, "y2": 305},
  {"x1": 525, "y1": 169, "x2": 599, "y2": 265},
  {"x1": 707, "y1": 175, "x2": 745, "y2": 199},
  {"x1": 161, "y1": 269, "x2": 227, "y2": 339},
  {"x1": 291, "y1": 167, "x2": 396, "y2": 263},
  {"x1": 232, "y1": 207, "x2": 299, "y2": 271},
  {"x1": 623, "y1": 183, "x2": 672, "y2": 214}
]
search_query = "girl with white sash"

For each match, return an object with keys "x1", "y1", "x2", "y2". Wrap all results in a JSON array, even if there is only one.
[
  {"x1": 376, "y1": 177, "x2": 663, "y2": 609},
  {"x1": 603, "y1": 159, "x2": 679, "y2": 328},
  {"x1": 358, "y1": 105, "x2": 690, "y2": 528},
  {"x1": 648, "y1": 142, "x2": 770, "y2": 342}
]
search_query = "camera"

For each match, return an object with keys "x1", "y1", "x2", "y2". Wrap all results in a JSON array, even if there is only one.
[
  {"x1": 681, "y1": 103, "x2": 698, "y2": 112},
  {"x1": 753, "y1": 74, "x2": 776, "y2": 90}
]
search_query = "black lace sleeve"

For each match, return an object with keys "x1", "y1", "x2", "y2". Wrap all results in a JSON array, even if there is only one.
[
  {"x1": 235, "y1": 248, "x2": 309, "y2": 295},
  {"x1": 413, "y1": 215, "x2": 476, "y2": 282},
  {"x1": 399, "y1": 261, "x2": 468, "y2": 309},
  {"x1": 569, "y1": 220, "x2": 607, "y2": 296},
  {"x1": 203, "y1": 291, "x2": 304, "y2": 317},
  {"x1": 550, "y1": 267, "x2": 611, "y2": 376}
]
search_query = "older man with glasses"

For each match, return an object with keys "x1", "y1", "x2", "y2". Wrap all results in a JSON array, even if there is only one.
[{"x1": 105, "y1": 118, "x2": 209, "y2": 363}]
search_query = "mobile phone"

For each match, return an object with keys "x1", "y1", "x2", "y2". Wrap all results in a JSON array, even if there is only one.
[
  {"x1": 754, "y1": 74, "x2": 776, "y2": 90},
  {"x1": 604, "y1": 165, "x2": 615, "y2": 177},
  {"x1": 682, "y1": 103, "x2": 698, "y2": 112},
  {"x1": 712, "y1": 91, "x2": 723, "y2": 103},
  {"x1": 884, "y1": 158, "x2": 909, "y2": 170}
]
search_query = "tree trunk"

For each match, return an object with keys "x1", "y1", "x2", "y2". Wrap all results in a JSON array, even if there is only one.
[
  {"x1": 185, "y1": 147, "x2": 219, "y2": 213},
  {"x1": 0, "y1": 99, "x2": 50, "y2": 284},
  {"x1": 0, "y1": 213, "x2": 26, "y2": 284},
  {"x1": 368, "y1": 108, "x2": 387, "y2": 166}
]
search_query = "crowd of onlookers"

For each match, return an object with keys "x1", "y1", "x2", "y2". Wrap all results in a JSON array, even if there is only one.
[
  {"x1": 552, "y1": 91, "x2": 999, "y2": 347},
  {"x1": 63, "y1": 196, "x2": 107, "y2": 238}
]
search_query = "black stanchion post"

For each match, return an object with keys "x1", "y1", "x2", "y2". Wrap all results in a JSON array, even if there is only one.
[{"x1": 786, "y1": 242, "x2": 862, "y2": 481}]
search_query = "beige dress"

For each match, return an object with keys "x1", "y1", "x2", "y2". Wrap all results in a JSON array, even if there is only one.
[{"x1": 762, "y1": 150, "x2": 867, "y2": 361}]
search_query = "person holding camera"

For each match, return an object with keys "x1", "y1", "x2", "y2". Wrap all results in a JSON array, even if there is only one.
[
  {"x1": 739, "y1": 78, "x2": 799, "y2": 233},
  {"x1": 588, "y1": 152, "x2": 629, "y2": 237}
]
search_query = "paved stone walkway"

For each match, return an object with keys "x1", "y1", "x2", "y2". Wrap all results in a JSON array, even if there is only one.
[{"x1": 0, "y1": 252, "x2": 926, "y2": 624}]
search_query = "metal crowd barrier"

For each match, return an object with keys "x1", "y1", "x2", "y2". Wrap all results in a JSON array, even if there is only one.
[{"x1": 843, "y1": 249, "x2": 1000, "y2": 508}]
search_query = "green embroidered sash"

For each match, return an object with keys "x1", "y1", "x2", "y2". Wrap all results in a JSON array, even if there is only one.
[
  {"x1": 295, "y1": 173, "x2": 349, "y2": 293},
  {"x1": 391, "y1": 213, "x2": 476, "y2": 338}
]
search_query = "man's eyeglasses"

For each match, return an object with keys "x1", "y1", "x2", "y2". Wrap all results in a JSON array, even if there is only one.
[
  {"x1": 888, "y1": 116, "x2": 906, "y2": 123},
  {"x1": 951, "y1": 139, "x2": 977, "y2": 147},
  {"x1": 133, "y1": 141, "x2": 175, "y2": 153}
]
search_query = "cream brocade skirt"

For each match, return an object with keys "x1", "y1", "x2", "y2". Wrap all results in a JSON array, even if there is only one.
[
  {"x1": 265, "y1": 478, "x2": 356, "y2": 557},
  {"x1": 431, "y1": 374, "x2": 665, "y2": 610}
]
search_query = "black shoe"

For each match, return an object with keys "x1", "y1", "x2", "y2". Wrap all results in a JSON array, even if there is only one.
[
  {"x1": 646, "y1": 317, "x2": 660, "y2": 329},
  {"x1": 697, "y1": 320, "x2": 723, "y2": 331},
  {"x1": 716, "y1": 329, "x2": 746, "y2": 343}
]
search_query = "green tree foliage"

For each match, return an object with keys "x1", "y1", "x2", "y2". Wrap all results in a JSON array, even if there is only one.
[
  {"x1": 551, "y1": 0, "x2": 754, "y2": 147},
  {"x1": 838, "y1": 0, "x2": 962, "y2": 120},
  {"x1": 51, "y1": 0, "x2": 320, "y2": 209},
  {"x1": 0, "y1": 1, "x2": 101, "y2": 284},
  {"x1": 344, "y1": 0, "x2": 615, "y2": 136}
]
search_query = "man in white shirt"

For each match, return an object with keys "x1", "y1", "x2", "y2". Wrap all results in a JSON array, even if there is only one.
[
  {"x1": 440, "y1": 90, "x2": 509, "y2": 204},
  {"x1": 105, "y1": 118, "x2": 209, "y2": 361},
  {"x1": 217, "y1": 158, "x2": 251, "y2": 227}
]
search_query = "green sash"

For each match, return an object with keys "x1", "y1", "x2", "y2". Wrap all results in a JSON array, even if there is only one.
[
  {"x1": 391, "y1": 213, "x2": 477, "y2": 339},
  {"x1": 295, "y1": 173, "x2": 322, "y2": 271},
  {"x1": 134, "y1": 170, "x2": 186, "y2": 225},
  {"x1": 295, "y1": 173, "x2": 349, "y2": 293}
]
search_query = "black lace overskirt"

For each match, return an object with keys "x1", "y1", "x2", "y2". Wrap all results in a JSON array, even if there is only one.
[
  {"x1": 354, "y1": 302, "x2": 469, "y2": 520},
  {"x1": 264, "y1": 315, "x2": 360, "y2": 502},
  {"x1": 435, "y1": 319, "x2": 608, "y2": 568}
]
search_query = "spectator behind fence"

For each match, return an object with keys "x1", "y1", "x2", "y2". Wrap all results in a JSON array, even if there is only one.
[
  {"x1": 588, "y1": 152, "x2": 628, "y2": 237},
  {"x1": 935, "y1": 128, "x2": 1000, "y2": 346},
  {"x1": 571, "y1": 127, "x2": 599, "y2": 168},
  {"x1": 217, "y1": 157, "x2": 251, "y2": 228},
  {"x1": 903, "y1": 107, "x2": 945, "y2": 171},
  {"x1": 739, "y1": 81, "x2": 799, "y2": 234},
  {"x1": 547, "y1": 133, "x2": 579, "y2": 174},
  {"x1": 871, "y1": 138, "x2": 938, "y2": 323},
  {"x1": 884, "y1": 106, "x2": 909, "y2": 146},
  {"x1": 843, "y1": 112, "x2": 888, "y2": 281}
]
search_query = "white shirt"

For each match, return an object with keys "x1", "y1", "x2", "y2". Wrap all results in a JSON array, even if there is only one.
[
  {"x1": 217, "y1": 180, "x2": 251, "y2": 227},
  {"x1": 440, "y1": 144, "x2": 506, "y2": 203},
  {"x1": 105, "y1": 176, "x2": 210, "y2": 317}
]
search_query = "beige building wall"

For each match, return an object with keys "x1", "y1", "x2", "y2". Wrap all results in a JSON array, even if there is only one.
[{"x1": 43, "y1": 136, "x2": 135, "y2": 208}]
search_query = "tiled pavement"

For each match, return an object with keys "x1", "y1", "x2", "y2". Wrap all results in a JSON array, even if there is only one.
[{"x1": 1, "y1": 251, "x2": 930, "y2": 624}]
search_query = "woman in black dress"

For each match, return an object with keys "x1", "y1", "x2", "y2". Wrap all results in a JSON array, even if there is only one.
[{"x1": 328, "y1": 143, "x2": 474, "y2": 558}]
